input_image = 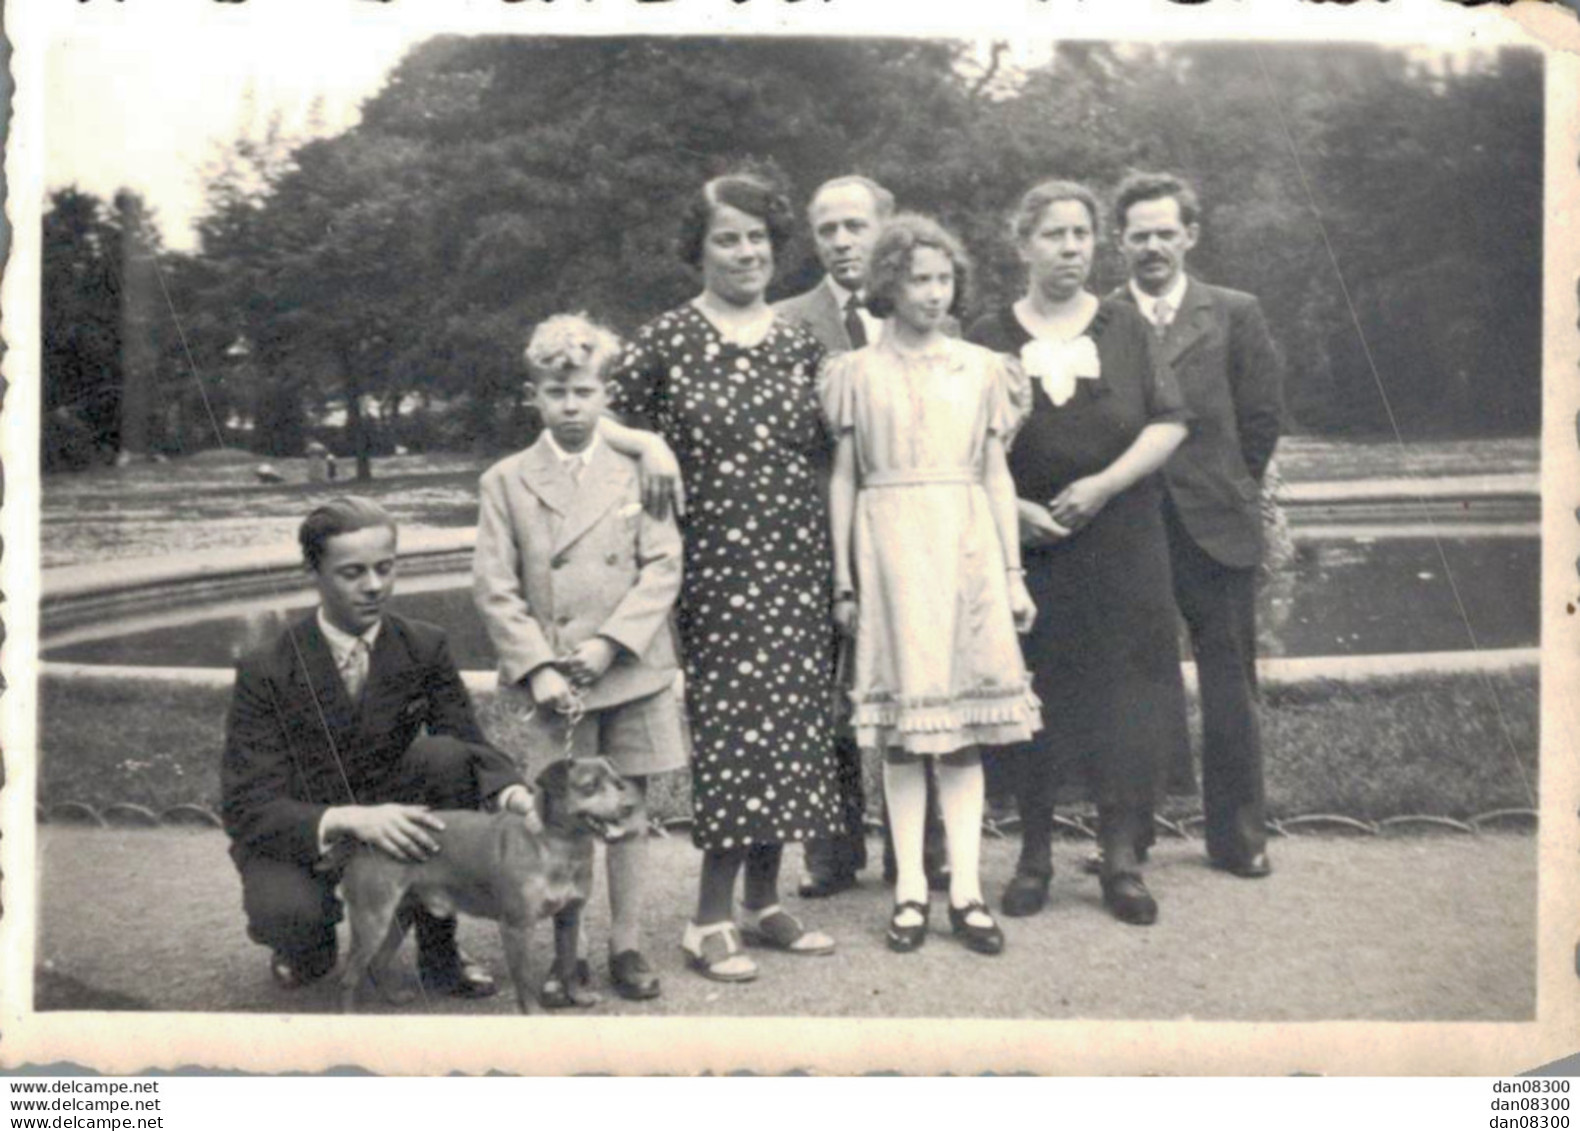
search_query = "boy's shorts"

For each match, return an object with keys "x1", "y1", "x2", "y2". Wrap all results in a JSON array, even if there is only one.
[{"x1": 502, "y1": 681, "x2": 690, "y2": 779}]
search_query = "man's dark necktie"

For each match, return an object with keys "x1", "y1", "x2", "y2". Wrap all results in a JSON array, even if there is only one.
[{"x1": 844, "y1": 294, "x2": 868, "y2": 349}]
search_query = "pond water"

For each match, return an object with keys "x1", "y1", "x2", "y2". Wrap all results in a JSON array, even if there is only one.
[
  {"x1": 44, "y1": 536, "x2": 1537, "y2": 668},
  {"x1": 1264, "y1": 536, "x2": 1534, "y2": 656}
]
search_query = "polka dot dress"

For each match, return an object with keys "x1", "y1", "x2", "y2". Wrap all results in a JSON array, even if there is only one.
[{"x1": 613, "y1": 304, "x2": 841, "y2": 851}]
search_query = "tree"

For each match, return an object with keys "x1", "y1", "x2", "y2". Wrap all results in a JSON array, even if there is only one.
[
  {"x1": 1307, "y1": 46, "x2": 1542, "y2": 435},
  {"x1": 180, "y1": 37, "x2": 1542, "y2": 446},
  {"x1": 190, "y1": 110, "x2": 316, "y2": 459},
  {"x1": 41, "y1": 185, "x2": 222, "y2": 469},
  {"x1": 42, "y1": 187, "x2": 122, "y2": 468}
]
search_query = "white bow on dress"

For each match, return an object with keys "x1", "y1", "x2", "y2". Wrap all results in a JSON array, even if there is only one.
[{"x1": 1019, "y1": 336, "x2": 1102, "y2": 408}]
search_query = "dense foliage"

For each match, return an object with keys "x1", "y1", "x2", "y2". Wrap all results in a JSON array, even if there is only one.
[{"x1": 42, "y1": 39, "x2": 1542, "y2": 471}]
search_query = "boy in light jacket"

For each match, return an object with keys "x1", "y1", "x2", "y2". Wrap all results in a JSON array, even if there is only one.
[{"x1": 473, "y1": 313, "x2": 686, "y2": 1004}]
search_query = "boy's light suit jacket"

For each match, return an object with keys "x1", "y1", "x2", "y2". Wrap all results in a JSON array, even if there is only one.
[{"x1": 473, "y1": 436, "x2": 683, "y2": 711}]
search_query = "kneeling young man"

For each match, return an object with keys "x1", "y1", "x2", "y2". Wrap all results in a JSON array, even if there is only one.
[{"x1": 222, "y1": 497, "x2": 528, "y2": 996}]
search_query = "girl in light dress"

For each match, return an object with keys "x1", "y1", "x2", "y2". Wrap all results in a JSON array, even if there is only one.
[{"x1": 822, "y1": 214, "x2": 1041, "y2": 956}]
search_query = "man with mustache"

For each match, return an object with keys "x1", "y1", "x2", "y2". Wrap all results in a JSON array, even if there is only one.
[
  {"x1": 776, "y1": 174, "x2": 950, "y2": 898},
  {"x1": 222, "y1": 497, "x2": 528, "y2": 997},
  {"x1": 1110, "y1": 172, "x2": 1284, "y2": 880}
]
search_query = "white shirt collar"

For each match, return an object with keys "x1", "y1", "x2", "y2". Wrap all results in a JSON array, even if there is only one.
[
  {"x1": 542, "y1": 429, "x2": 600, "y2": 468},
  {"x1": 1129, "y1": 273, "x2": 1190, "y2": 324},
  {"x1": 317, "y1": 607, "x2": 381, "y2": 664},
  {"x1": 824, "y1": 274, "x2": 861, "y2": 309}
]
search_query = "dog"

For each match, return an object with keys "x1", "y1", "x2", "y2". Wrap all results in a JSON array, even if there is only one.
[{"x1": 339, "y1": 757, "x2": 638, "y2": 1013}]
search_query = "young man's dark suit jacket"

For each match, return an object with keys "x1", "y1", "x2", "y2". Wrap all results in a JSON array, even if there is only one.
[
  {"x1": 223, "y1": 611, "x2": 522, "y2": 870},
  {"x1": 1110, "y1": 277, "x2": 1283, "y2": 866}
]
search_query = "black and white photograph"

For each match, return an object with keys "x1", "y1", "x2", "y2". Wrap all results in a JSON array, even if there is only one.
[{"x1": 3, "y1": 0, "x2": 1577, "y2": 1076}]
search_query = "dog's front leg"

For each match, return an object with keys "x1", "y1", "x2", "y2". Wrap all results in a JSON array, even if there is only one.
[
  {"x1": 541, "y1": 902, "x2": 601, "y2": 1008},
  {"x1": 369, "y1": 915, "x2": 416, "y2": 1006},
  {"x1": 498, "y1": 915, "x2": 537, "y2": 1015}
]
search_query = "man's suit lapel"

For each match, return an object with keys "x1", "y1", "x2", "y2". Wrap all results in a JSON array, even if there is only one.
[
  {"x1": 812, "y1": 280, "x2": 853, "y2": 351},
  {"x1": 1163, "y1": 278, "x2": 1213, "y2": 366},
  {"x1": 1111, "y1": 278, "x2": 1212, "y2": 366},
  {"x1": 554, "y1": 442, "x2": 632, "y2": 554},
  {"x1": 515, "y1": 439, "x2": 574, "y2": 518},
  {"x1": 354, "y1": 620, "x2": 406, "y2": 748}
]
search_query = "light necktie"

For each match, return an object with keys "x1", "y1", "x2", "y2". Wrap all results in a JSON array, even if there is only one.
[
  {"x1": 1152, "y1": 298, "x2": 1173, "y2": 342},
  {"x1": 844, "y1": 293, "x2": 868, "y2": 349},
  {"x1": 340, "y1": 637, "x2": 370, "y2": 702},
  {"x1": 563, "y1": 455, "x2": 584, "y2": 484}
]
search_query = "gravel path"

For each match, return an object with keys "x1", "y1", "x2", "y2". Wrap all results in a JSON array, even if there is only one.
[{"x1": 35, "y1": 828, "x2": 1534, "y2": 1021}]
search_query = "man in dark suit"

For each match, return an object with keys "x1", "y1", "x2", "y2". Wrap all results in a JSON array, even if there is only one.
[
  {"x1": 775, "y1": 175, "x2": 949, "y2": 898},
  {"x1": 1111, "y1": 172, "x2": 1284, "y2": 878},
  {"x1": 775, "y1": 174, "x2": 891, "y2": 353},
  {"x1": 222, "y1": 497, "x2": 528, "y2": 994}
]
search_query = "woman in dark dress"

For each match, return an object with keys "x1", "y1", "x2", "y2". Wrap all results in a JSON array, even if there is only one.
[
  {"x1": 966, "y1": 180, "x2": 1190, "y2": 927},
  {"x1": 611, "y1": 171, "x2": 841, "y2": 982}
]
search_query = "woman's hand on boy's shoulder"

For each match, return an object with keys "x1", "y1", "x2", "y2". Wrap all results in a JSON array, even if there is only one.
[{"x1": 634, "y1": 437, "x2": 687, "y2": 519}]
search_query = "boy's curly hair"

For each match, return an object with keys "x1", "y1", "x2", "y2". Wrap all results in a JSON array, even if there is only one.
[{"x1": 524, "y1": 313, "x2": 623, "y2": 383}]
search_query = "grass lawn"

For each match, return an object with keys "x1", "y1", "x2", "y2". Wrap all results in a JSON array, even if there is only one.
[
  {"x1": 39, "y1": 437, "x2": 1538, "y2": 568},
  {"x1": 37, "y1": 669, "x2": 1538, "y2": 826}
]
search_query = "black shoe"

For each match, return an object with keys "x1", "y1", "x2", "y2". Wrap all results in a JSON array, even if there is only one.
[
  {"x1": 948, "y1": 901, "x2": 1005, "y2": 956},
  {"x1": 1100, "y1": 873, "x2": 1158, "y2": 926},
  {"x1": 1000, "y1": 870, "x2": 1051, "y2": 918},
  {"x1": 1210, "y1": 851, "x2": 1272, "y2": 879},
  {"x1": 798, "y1": 871, "x2": 858, "y2": 899},
  {"x1": 420, "y1": 949, "x2": 498, "y2": 998},
  {"x1": 609, "y1": 950, "x2": 661, "y2": 1001},
  {"x1": 885, "y1": 901, "x2": 929, "y2": 953},
  {"x1": 270, "y1": 947, "x2": 336, "y2": 989}
]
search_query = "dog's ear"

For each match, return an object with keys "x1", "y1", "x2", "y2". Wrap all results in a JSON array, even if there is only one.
[
  {"x1": 532, "y1": 760, "x2": 572, "y2": 827},
  {"x1": 534, "y1": 759, "x2": 572, "y2": 796}
]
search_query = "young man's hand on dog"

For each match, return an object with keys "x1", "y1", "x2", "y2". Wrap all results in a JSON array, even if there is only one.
[
  {"x1": 339, "y1": 759, "x2": 638, "y2": 1013},
  {"x1": 324, "y1": 804, "x2": 446, "y2": 862}
]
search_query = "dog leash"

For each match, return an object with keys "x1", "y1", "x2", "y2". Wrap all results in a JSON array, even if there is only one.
[
  {"x1": 556, "y1": 685, "x2": 588, "y2": 758},
  {"x1": 516, "y1": 681, "x2": 589, "y2": 760}
]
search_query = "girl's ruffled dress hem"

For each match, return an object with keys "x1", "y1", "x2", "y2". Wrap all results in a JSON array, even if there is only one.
[{"x1": 850, "y1": 682, "x2": 1042, "y2": 756}]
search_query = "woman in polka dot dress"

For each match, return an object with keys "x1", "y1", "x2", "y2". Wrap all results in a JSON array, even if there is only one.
[{"x1": 612, "y1": 171, "x2": 842, "y2": 983}]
